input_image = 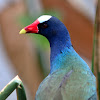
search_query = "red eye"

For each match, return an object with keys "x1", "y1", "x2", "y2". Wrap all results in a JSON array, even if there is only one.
[
  {"x1": 38, "y1": 23, "x2": 48, "y2": 29},
  {"x1": 42, "y1": 23, "x2": 48, "y2": 28}
]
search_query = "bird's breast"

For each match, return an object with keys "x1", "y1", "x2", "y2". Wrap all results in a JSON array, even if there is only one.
[{"x1": 35, "y1": 68, "x2": 96, "y2": 100}]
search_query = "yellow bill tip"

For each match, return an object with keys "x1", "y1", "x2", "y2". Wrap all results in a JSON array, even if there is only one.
[{"x1": 19, "y1": 29, "x2": 27, "y2": 34}]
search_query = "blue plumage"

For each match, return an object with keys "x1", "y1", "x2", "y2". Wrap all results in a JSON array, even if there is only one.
[
  {"x1": 38, "y1": 17, "x2": 72, "y2": 63},
  {"x1": 20, "y1": 15, "x2": 97, "y2": 100},
  {"x1": 36, "y1": 16, "x2": 97, "y2": 100}
]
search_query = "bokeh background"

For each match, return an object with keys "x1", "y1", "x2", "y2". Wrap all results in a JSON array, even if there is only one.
[{"x1": 0, "y1": 0, "x2": 97, "y2": 99}]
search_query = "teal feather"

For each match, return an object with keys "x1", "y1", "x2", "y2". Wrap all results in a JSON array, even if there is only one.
[{"x1": 35, "y1": 46, "x2": 96, "y2": 100}]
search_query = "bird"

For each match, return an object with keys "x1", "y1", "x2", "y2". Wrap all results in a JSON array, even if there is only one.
[{"x1": 19, "y1": 15, "x2": 97, "y2": 100}]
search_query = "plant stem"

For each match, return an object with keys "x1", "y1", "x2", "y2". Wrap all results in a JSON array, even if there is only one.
[
  {"x1": 92, "y1": 0, "x2": 100, "y2": 99},
  {"x1": 0, "y1": 75, "x2": 27, "y2": 100}
]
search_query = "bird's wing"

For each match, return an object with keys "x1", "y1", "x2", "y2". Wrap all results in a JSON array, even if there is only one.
[
  {"x1": 52, "y1": 67, "x2": 96, "y2": 100},
  {"x1": 88, "y1": 92, "x2": 97, "y2": 100},
  {"x1": 53, "y1": 70, "x2": 73, "y2": 100},
  {"x1": 58, "y1": 70, "x2": 73, "y2": 88},
  {"x1": 36, "y1": 67, "x2": 96, "y2": 100},
  {"x1": 35, "y1": 69, "x2": 73, "y2": 100}
]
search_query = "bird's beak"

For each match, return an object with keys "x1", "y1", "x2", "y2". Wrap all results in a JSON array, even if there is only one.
[
  {"x1": 19, "y1": 29, "x2": 27, "y2": 34},
  {"x1": 19, "y1": 19, "x2": 40, "y2": 34}
]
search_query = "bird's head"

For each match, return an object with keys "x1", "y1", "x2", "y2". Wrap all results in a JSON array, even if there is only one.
[
  {"x1": 19, "y1": 15, "x2": 72, "y2": 63},
  {"x1": 19, "y1": 15, "x2": 69, "y2": 41}
]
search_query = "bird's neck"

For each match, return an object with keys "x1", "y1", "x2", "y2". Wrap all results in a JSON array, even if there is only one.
[
  {"x1": 49, "y1": 31, "x2": 72, "y2": 74},
  {"x1": 50, "y1": 46, "x2": 75, "y2": 74}
]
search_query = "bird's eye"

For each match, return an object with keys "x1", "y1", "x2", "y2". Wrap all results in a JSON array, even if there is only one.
[
  {"x1": 42, "y1": 23, "x2": 48, "y2": 28},
  {"x1": 40, "y1": 23, "x2": 48, "y2": 28}
]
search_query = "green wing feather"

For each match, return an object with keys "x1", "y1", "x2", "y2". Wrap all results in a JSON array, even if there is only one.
[{"x1": 36, "y1": 65, "x2": 96, "y2": 100}]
